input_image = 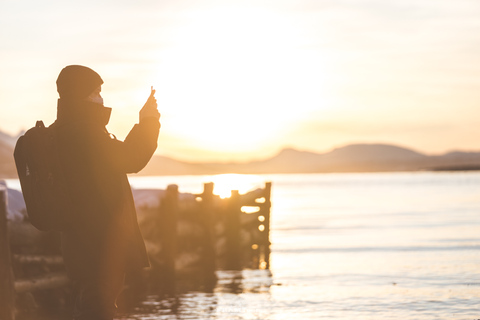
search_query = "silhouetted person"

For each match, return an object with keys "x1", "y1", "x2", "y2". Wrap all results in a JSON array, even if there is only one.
[{"x1": 53, "y1": 65, "x2": 160, "y2": 320}]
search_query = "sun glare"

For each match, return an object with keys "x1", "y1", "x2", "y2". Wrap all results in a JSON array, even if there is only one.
[
  {"x1": 152, "y1": 5, "x2": 327, "y2": 155},
  {"x1": 209, "y1": 174, "x2": 264, "y2": 198}
]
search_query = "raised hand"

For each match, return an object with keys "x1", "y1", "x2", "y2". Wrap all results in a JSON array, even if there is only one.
[{"x1": 140, "y1": 86, "x2": 160, "y2": 121}]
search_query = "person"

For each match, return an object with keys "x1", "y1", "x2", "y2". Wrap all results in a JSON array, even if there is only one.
[{"x1": 53, "y1": 65, "x2": 160, "y2": 320}]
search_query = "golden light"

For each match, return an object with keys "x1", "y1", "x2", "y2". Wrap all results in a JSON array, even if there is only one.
[
  {"x1": 152, "y1": 5, "x2": 328, "y2": 157},
  {"x1": 209, "y1": 174, "x2": 263, "y2": 198},
  {"x1": 241, "y1": 206, "x2": 259, "y2": 214}
]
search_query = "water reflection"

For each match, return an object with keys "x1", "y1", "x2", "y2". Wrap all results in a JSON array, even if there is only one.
[
  {"x1": 215, "y1": 270, "x2": 273, "y2": 294},
  {"x1": 118, "y1": 269, "x2": 273, "y2": 320}
]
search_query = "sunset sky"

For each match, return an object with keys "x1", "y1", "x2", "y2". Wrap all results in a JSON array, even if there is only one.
[{"x1": 1, "y1": 0, "x2": 480, "y2": 162}]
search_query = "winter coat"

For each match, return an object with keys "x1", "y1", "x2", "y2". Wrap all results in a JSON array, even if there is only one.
[{"x1": 53, "y1": 99, "x2": 160, "y2": 280}]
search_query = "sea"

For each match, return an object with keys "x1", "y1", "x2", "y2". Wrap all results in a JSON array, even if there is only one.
[
  {"x1": 6, "y1": 172, "x2": 480, "y2": 319},
  {"x1": 123, "y1": 172, "x2": 480, "y2": 320}
]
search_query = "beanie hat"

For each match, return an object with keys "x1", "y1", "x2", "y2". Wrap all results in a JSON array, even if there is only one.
[{"x1": 56, "y1": 65, "x2": 103, "y2": 99}]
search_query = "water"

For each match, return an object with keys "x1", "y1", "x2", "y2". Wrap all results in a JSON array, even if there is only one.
[
  {"x1": 6, "y1": 172, "x2": 480, "y2": 319},
  {"x1": 121, "y1": 172, "x2": 480, "y2": 319}
]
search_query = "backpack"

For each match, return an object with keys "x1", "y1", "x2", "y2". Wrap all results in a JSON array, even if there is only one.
[{"x1": 14, "y1": 121, "x2": 70, "y2": 232}]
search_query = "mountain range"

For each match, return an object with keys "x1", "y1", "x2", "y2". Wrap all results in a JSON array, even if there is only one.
[
  {"x1": 139, "y1": 144, "x2": 480, "y2": 175},
  {"x1": 2, "y1": 129, "x2": 480, "y2": 179}
]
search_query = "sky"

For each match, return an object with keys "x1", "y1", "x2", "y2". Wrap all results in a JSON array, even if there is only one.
[{"x1": 1, "y1": 0, "x2": 480, "y2": 162}]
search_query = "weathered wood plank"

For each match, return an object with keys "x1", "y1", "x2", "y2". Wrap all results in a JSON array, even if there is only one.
[
  {"x1": 12, "y1": 254, "x2": 64, "y2": 265},
  {"x1": 14, "y1": 273, "x2": 70, "y2": 294}
]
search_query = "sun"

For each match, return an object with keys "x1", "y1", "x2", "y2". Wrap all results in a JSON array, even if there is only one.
[{"x1": 151, "y1": 5, "x2": 327, "y2": 157}]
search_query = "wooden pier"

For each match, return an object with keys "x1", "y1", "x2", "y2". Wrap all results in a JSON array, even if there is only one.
[{"x1": 0, "y1": 181, "x2": 272, "y2": 318}]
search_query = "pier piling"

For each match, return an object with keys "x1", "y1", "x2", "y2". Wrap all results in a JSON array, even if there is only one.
[
  {"x1": 225, "y1": 190, "x2": 242, "y2": 270},
  {"x1": 0, "y1": 187, "x2": 15, "y2": 320},
  {"x1": 199, "y1": 183, "x2": 216, "y2": 282},
  {"x1": 158, "y1": 184, "x2": 179, "y2": 293},
  {"x1": 262, "y1": 182, "x2": 272, "y2": 269}
]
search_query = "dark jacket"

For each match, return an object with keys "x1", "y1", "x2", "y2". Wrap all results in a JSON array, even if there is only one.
[{"x1": 54, "y1": 99, "x2": 160, "y2": 279}]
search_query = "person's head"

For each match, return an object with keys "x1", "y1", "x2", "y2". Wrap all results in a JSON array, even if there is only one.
[{"x1": 56, "y1": 65, "x2": 104, "y2": 104}]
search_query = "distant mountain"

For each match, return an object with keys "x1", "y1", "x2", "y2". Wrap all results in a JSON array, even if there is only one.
[
  {"x1": 427, "y1": 151, "x2": 480, "y2": 171},
  {"x1": 0, "y1": 130, "x2": 18, "y2": 148},
  {"x1": 138, "y1": 154, "x2": 220, "y2": 176},
  {"x1": 0, "y1": 130, "x2": 17, "y2": 178},
  {"x1": 327, "y1": 144, "x2": 424, "y2": 161},
  {"x1": 242, "y1": 144, "x2": 426, "y2": 173},
  {"x1": 1, "y1": 129, "x2": 480, "y2": 178},
  {"x1": 139, "y1": 143, "x2": 480, "y2": 175}
]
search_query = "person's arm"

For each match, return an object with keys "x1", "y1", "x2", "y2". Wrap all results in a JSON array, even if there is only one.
[
  {"x1": 96, "y1": 88, "x2": 161, "y2": 173},
  {"x1": 114, "y1": 117, "x2": 160, "y2": 173}
]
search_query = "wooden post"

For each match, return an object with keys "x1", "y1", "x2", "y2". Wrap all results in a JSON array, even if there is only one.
[
  {"x1": 200, "y1": 182, "x2": 214, "y2": 234},
  {"x1": 202, "y1": 182, "x2": 214, "y2": 201},
  {"x1": 225, "y1": 190, "x2": 241, "y2": 270},
  {"x1": 262, "y1": 182, "x2": 272, "y2": 269},
  {"x1": 0, "y1": 187, "x2": 15, "y2": 320},
  {"x1": 200, "y1": 183, "x2": 216, "y2": 284},
  {"x1": 159, "y1": 184, "x2": 178, "y2": 293}
]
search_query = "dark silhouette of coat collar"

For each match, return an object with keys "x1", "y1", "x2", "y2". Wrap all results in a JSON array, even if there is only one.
[{"x1": 56, "y1": 99, "x2": 112, "y2": 127}]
